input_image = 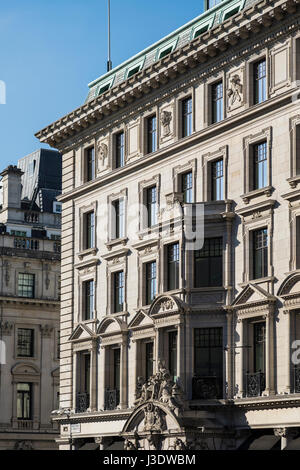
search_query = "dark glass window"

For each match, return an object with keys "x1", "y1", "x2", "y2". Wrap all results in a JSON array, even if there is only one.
[
  {"x1": 167, "y1": 243, "x2": 180, "y2": 291},
  {"x1": 223, "y1": 6, "x2": 240, "y2": 20},
  {"x1": 182, "y1": 171, "x2": 193, "y2": 203},
  {"x1": 146, "y1": 261, "x2": 157, "y2": 305},
  {"x1": 169, "y1": 331, "x2": 178, "y2": 382},
  {"x1": 253, "y1": 322, "x2": 266, "y2": 373},
  {"x1": 17, "y1": 383, "x2": 32, "y2": 420},
  {"x1": 114, "y1": 271, "x2": 124, "y2": 313},
  {"x1": 84, "y1": 354, "x2": 91, "y2": 394},
  {"x1": 212, "y1": 81, "x2": 223, "y2": 123},
  {"x1": 159, "y1": 46, "x2": 173, "y2": 59},
  {"x1": 194, "y1": 24, "x2": 209, "y2": 38},
  {"x1": 115, "y1": 132, "x2": 125, "y2": 168},
  {"x1": 86, "y1": 147, "x2": 95, "y2": 182},
  {"x1": 85, "y1": 211, "x2": 95, "y2": 249},
  {"x1": 145, "y1": 342, "x2": 154, "y2": 381},
  {"x1": 211, "y1": 159, "x2": 224, "y2": 201},
  {"x1": 182, "y1": 97, "x2": 193, "y2": 137},
  {"x1": 128, "y1": 66, "x2": 140, "y2": 78},
  {"x1": 253, "y1": 141, "x2": 267, "y2": 190},
  {"x1": 18, "y1": 273, "x2": 35, "y2": 298},
  {"x1": 146, "y1": 186, "x2": 157, "y2": 227},
  {"x1": 113, "y1": 199, "x2": 125, "y2": 239},
  {"x1": 253, "y1": 229, "x2": 268, "y2": 279},
  {"x1": 17, "y1": 329, "x2": 34, "y2": 357},
  {"x1": 83, "y1": 280, "x2": 94, "y2": 320},
  {"x1": 147, "y1": 116, "x2": 157, "y2": 154},
  {"x1": 253, "y1": 59, "x2": 266, "y2": 104},
  {"x1": 194, "y1": 238, "x2": 223, "y2": 287},
  {"x1": 113, "y1": 348, "x2": 121, "y2": 393},
  {"x1": 194, "y1": 328, "x2": 223, "y2": 379}
]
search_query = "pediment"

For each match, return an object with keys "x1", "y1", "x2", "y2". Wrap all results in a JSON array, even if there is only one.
[
  {"x1": 232, "y1": 283, "x2": 276, "y2": 307},
  {"x1": 97, "y1": 316, "x2": 127, "y2": 336},
  {"x1": 148, "y1": 295, "x2": 184, "y2": 317},
  {"x1": 129, "y1": 310, "x2": 154, "y2": 329},
  {"x1": 278, "y1": 273, "x2": 300, "y2": 298},
  {"x1": 11, "y1": 363, "x2": 40, "y2": 376},
  {"x1": 69, "y1": 323, "x2": 95, "y2": 342}
]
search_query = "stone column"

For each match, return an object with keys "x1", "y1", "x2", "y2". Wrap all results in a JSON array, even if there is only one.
[
  {"x1": 154, "y1": 327, "x2": 163, "y2": 372},
  {"x1": 90, "y1": 342, "x2": 97, "y2": 411},
  {"x1": 264, "y1": 308, "x2": 275, "y2": 396},
  {"x1": 120, "y1": 336, "x2": 128, "y2": 409}
]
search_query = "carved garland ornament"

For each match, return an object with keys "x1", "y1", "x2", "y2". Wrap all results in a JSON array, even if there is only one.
[{"x1": 134, "y1": 360, "x2": 184, "y2": 411}]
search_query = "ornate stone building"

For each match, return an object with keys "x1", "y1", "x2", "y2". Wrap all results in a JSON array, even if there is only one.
[
  {"x1": 37, "y1": 0, "x2": 300, "y2": 450},
  {"x1": 0, "y1": 149, "x2": 61, "y2": 450}
]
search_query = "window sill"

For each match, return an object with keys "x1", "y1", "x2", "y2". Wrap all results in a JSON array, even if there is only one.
[
  {"x1": 241, "y1": 186, "x2": 274, "y2": 205},
  {"x1": 78, "y1": 247, "x2": 98, "y2": 260},
  {"x1": 287, "y1": 176, "x2": 300, "y2": 189},
  {"x1": 106, "y1": 237, "x2": 128, "y2": 251}
]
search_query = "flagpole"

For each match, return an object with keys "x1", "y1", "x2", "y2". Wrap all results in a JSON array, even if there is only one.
[{"x1": 107, "y1": 0, "x2": 112, "y2": 72}]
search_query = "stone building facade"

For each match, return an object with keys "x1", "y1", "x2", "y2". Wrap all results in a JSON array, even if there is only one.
[
  {"x1": 0, "y1": 149, "x2": 61, "y2": 450},
  {"x1": 37, "y1": 0, "x2": 300, "y2": 450}
]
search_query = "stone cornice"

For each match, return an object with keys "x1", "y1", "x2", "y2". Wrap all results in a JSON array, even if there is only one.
[
  {"x1": 53, "y1": 410, "x2": 131, "y2": 424},
  {"x1": 0, "y1": 296, "x2": 60, "y2": 308},
  {"x1": 36, "y1": 0, "x2": 300, "y2": 149}
]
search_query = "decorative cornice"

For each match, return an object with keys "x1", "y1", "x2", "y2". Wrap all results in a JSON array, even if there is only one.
[{"x1": 35, "y1": 0, "x2": 300, "y2": 149}]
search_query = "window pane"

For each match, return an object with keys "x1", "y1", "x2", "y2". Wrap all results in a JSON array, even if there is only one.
[
  {"x1": 182, "y1": 97, "x2": 192, "y2": 137},
  {"x1": 146, "y1": 261, "x2": 157, "y2": 305},
  {"x1": 86, "y1": 147, "x2": 95, "y2": 181},
  {"x1": 254, "y1": 323, "x2": 266, "y2": 373},
  {"x1": 212, "y1": 82, "x2": 223, "y2": 123},
  {"x1": 114, "y1": 199, "x2": 125, "y2": 239},
  {"x1": 169, "y1": 331, "x2": 178, "y2": 382},
  {"x1": 116, "y1": 132, "x2": 125, "y2": 168},
  {"x1": 253, "y1": 141, "x2": 267, "y2": 189},
  {"x1": 167, "y1": 243, "x2": 180, "y2": 291},
  {"x1": 147, "y1": 116, "x2": 157, "y2": 153},
  {"x1": 194, "y1": 328, "x2": 223, "y2": 377},
  {"x1": 253, "y1": 229, "x2": 268, "y2": 279},
  {"x1": 18, "y1": 273, "x2": 35, "y2": 298},
  {"x1": 146, "y1": 186, "x2": 157, "y2": 227},
  {"x1": 84, "y1": 280, "x2": 94, "y2": 320},
  {"x1": 211, "y1": 159, "x2": 224, "y2": 201},
  {"x1": 86, "y1": 212, "x2": 95, "y2": 249},
  {"x1": 17, "y1": 329, "x2": 34, "y2": 357},
  {"x1": 254, "y1": 59, "x2": 266, "y2": 104},
  {"x1": 114, "y1": 271, "x2": 124, "y2": 312},
  {"x1": 114, "y1": 348, "x2": 121, "y2": 392},
  {"x1": 17, "y1": 383, "x2": 32, "y2": 420},
  {"x1": 194, "y1": 238, "x2": 223, "y2": 287},
  {"x1": 182, "y1": 172, "x2": 193, "y2": 203}
]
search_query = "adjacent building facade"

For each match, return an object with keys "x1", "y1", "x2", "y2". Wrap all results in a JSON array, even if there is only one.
[
  {"x1": 0, "y1": 149, "x2": 62, "y2": 450},
  {"x1": 37, "y1": 0, "x2": 300, "y2": 451}
]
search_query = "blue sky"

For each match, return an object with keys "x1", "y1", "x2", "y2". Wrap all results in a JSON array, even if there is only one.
[{"x1": 0, "y1": 0, "x2": 204, "y2": 168}]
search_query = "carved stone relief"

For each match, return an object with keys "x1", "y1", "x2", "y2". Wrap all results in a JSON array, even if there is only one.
[{"x1": 97, "y1": 139, "x2": 109, "y2": 172}]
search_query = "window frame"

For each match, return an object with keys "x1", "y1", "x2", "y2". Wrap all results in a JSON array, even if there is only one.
[
  {"x1": 17, "y1": 328, "x2": 34, "y2": 358},
  {"x1": 18, "y1": 273, "x2": 35, "y2": 299},
  {"x1": 194, "y1": 237, "x2": 223, "y2": 288}
]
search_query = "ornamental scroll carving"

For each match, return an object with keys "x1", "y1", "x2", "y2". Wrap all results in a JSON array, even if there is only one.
[{"x1": 134, "y1": 360, "x2": 184, "y2": 411}]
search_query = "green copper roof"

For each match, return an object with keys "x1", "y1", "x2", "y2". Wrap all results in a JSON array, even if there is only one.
[{"x1": 85, "y1": 0, "x2": 253, "y2": 103}]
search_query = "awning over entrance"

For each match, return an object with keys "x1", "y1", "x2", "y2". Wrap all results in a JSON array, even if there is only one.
[
  {"x1": 248, "y1": 435, "x2": 281, "y2": 450},
  {"x1": 78, "y1": 442, "x2": 99, "y2": 451},
  {"x1": 240, "y1": 434, "x2": 281, "y2": 450},
  {"x1": 284, "y1": 437, "x2": 300, "y2": 450}
]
